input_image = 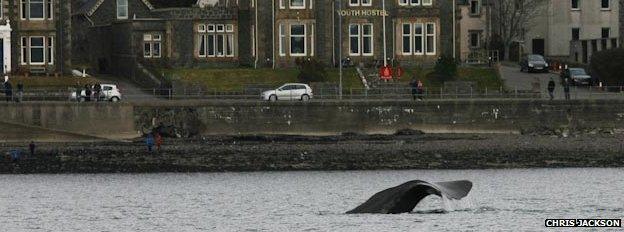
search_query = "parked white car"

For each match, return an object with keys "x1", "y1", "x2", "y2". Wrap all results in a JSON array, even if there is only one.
[
  {"x1": 261, "y1": 83, "x2": 313, "y2": 101},
  {"x1": 70, "y1": 84, "x2": 122, "y2": 102}
]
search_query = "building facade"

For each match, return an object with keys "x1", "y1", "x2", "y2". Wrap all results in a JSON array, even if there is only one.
[
  {"x1": 1, "y1": 0, "x2": 71, "y2": 75},
  {"x1": 72, "y1": 0, "x2": 458, "y2": 80},
  {"x1": 456, "y1": 0, "x2": 492, "y2": 63},
  {"x1": 522, "y1": 0, "x2": 620, "y2": 63}
]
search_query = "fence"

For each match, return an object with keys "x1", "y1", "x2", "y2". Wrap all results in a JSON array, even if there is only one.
[{"x1": 4, "y1": 85, "x2": 624, "y2": 102}]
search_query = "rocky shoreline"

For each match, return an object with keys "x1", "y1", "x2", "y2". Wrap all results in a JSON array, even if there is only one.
[{"x1": 1, "y1": 132, "x2": 624, "y2": 174}]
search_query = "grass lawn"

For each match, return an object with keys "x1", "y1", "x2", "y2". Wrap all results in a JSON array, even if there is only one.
[
  {"x1": 7, "y1": 76, "x2": 100, "y2": 90},
  {"x1": 163, "y1": 68, "x2": 361, "y2": 91},
  {"x1": 163, "y1": 66, "x2": 501, "y2": 92}
]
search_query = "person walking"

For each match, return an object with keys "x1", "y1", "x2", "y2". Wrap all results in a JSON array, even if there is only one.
[
  {"x1": 145, "y1": 133, "x2": 155, "y2": 153},
  {"x1": 29, "y1": 141, "x2": 36, "y2": 156},
  {"x1": 563, "y1": 78, "x2": 571, "y2": 100},
  {"x1": 417, "y1": 80, "x2": 424, "y2": 101},
  {"x1": 547, "y1": 78, "x2": 556, "y2": 100},
  {"x1": 409, "y1": 78, "x2": 418, "y2": 101},
  {"x1": 17, "y1": 82, "x2": 24, "y2": 103},
  {"x1": 155, "y1": 133, "x2": 163, "y2": 152}
]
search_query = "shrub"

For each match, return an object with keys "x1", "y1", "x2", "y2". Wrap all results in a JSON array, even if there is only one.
[
  {"x1": 590, "y1": 48, "x2": 624, "y2": 86},
  {"x1": 296, "y1": 57, "x2": 328, "y2": 83},
  {"x1": 429, "y1": 56, "x2": 458, "y2": 84}
]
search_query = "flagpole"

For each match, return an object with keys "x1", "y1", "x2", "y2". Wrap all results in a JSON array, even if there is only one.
[
  {"x1": 382, "y1": 0, "x2": 387, "y2": 66},
  {"x1": 338, "y1": 0, "x2": 343, "y2": 100}
]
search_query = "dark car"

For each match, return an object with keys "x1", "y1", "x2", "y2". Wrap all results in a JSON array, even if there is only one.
[
  {"x1": 561, "y1": 68, "x2": 592, "y2": 86},
  {"x1": 520, "y1": 54, "x2": 549, "y2": 73}
]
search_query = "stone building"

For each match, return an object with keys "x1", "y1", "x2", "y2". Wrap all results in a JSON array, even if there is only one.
[
  {"x1": 72, "y1": 0, "x2": 458, "y2": 83},
  {"x1": 1, "y1": 0, "x2": 72, "y2": 75},
  {"x1": 456, "y1": 0, "x2": 493, "y2": 63},
  {"x1": 522, "y1": 0, "x2": 620, "y2": 63}
]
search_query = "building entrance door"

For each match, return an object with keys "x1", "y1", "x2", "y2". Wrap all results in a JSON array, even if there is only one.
[{"x1": 532, "y1": 39, "x2": 545, "y2": 56}]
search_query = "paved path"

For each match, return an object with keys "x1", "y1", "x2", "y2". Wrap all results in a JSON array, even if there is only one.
[{"x1": 499, "y1": 64, "x2": 623, "y2": 100}]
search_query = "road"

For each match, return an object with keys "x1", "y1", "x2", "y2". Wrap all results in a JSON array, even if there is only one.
[
  {"x1": 499, "y1": 64, "x2": 623, "y2": 100},
  {"x1": 94, "y1": 75, "x2": 159, "y2": 101}
]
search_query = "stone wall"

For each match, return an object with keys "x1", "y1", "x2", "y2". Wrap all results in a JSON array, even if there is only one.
[{"x1": 2, "y1": 100, "x2": 624, "y2": 140}]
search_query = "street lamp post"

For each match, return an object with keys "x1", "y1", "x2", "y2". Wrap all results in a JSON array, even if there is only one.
[{"x1": 338, "y1": 0, "x2": 343, "y2": 100}]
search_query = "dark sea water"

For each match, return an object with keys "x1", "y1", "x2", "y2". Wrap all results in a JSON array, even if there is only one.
[{"x1": 1, "y1": 168, "x2": 622, "y2": 231}]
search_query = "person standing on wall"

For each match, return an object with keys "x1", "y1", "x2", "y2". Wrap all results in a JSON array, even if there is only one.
[
  {"x1": 145, "y1": 133, "x2": 155, "y2": 153},
  {"x1": 94, "y1": 83, "x2": 102, "y2": 102},
  {"x1": 84, "y1": 84, "x2": 92, "y2": 102},
  {"x1": 29, "y1": 141, "x2": 36, "y2": 156},
  {"x1": 547, "y1": 78, "x2": 556, "y2": 100}
]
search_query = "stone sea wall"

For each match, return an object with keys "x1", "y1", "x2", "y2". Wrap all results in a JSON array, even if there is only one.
[{"x1": 1, "y1": 99, "x2": 624, "y2": 139}]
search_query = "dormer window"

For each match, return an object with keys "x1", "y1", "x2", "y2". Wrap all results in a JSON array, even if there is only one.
[
  {"x1": 117, "y1": 0, "x2": 128, "y2": 19},
  {"x1": 279, "y1": 0, "x2": 312, "y2": 9},
  {"x1": 290, "y1": 0, "x2": 305, "y2": 9}
]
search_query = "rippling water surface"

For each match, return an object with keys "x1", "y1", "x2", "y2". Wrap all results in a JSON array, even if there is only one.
[{"x1": 1, "y1": 168, "x2": 623, "y2": 231}]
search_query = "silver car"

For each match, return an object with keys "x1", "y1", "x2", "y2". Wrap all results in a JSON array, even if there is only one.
[
  {"x1": 261, "y1": 83, "x2": 313, "y2": 101},
  {"x1": 520, "y1": 54, "x2": 549, "y2": 73}
]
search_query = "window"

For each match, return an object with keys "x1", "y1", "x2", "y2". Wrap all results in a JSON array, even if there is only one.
[
  {"x1": 469, "y1": 31, "x2": 480, "y2": 48},
  {"x1": 425, "y1": 23, "x2": 435, "y2": 54},
  {"x1": 350, "y1": 0, "x2": 372, "y2": 6},
  {"x1": 29, "y1": 0, "x2": 44, "y2": 19},
  {"x1": 414, "y1": 23, "x2": 423, "y2": 54},
  {"x1": 571, "y1": 0, "x2": 579, "y2": 10},
  {"x1": 348, "y1": 24, "x2": 373, "y2": 56},
  {"x1": 469, "y1": 0, "x2": 480, "y2": 15},
  {"x1": 279, "y1": 24, "x2": 286, "y2": 56},
  {"x1": 143, "y1": 33, "x2": 162, "y2": 58},
  {"x1": 117, "y1": 0, "x2": 128, "y2": 19},
  {"x1": 401, "y1": 23, "x2": 429, "y2": 55},
  {"x1": 401, "y1": 24, "x2": 411, "y2": 54},
  {"x1": 601, "y1": 0, "x2": 609, "y2": 9},
  {"x1": 290, "y1": 0, "x2": 305, "y2": 9},
  {"x1": 399, "y1": 0, "x2": 420, "y2": 6},
  {"x1": 422, "y1": 0, "x2": 432, "y2": 6},
  {"x1": 362, "y1": 24, "x2": 373, "y2": 55},
  {"x1": 29, "y1": 37, "x2": 45, "y2": 64},
  {"x1": 571, "y1": 28, "x2": 580, "y2": 40},
  {"x1": 349, "y1": 24, "x2": 360, "y2": 55},
  {"x1": 602, "y1": 28, "x2": 610, "y2": 38},
  {"x1": 290, "y1": 24, "x2": 306, "y2": 56},
  {"x1": 196, "y1": 24, "x2": 236, "y2": 58},
  {"x1": 21, "y1": 0, "x2": 52, "y2": 20}
]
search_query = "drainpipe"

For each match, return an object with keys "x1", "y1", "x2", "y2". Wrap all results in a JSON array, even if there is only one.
[
  {"x1": 452, "y1": 0, "x2": 456, "y2": 59},
  {"x1": 254, "y1": 0, "x2": 259, "y2": 68},
  {"x1": 272, "y1": 0, "x2": 276, "y2": 69}
]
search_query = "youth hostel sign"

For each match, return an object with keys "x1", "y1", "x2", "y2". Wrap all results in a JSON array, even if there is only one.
[{"x1": 337, "y1": 9, "x2": 389, "y2": 17}]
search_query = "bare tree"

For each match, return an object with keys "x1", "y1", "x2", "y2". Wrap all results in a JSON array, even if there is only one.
[{"x1": 494, "y1": 0, "x2": 547, "y2": 60}]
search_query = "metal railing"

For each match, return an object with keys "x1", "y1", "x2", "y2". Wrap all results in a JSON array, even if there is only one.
[{"x1": 2, "y1": 85, "x2": 624, "y2": 102}]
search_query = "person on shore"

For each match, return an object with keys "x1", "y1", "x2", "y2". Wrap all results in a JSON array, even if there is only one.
[
  {"x1": 94, "y1": 83, "x2": 101, "y2": 102},
  {"x1": 155, "y1": 133, "x2": 163, "y2": 152},
  {"x1": 145, "y1": 133, "x2": 155, "y2": 153},
  {"x1": 547, "y1": 78, "x2": 556, "y2": 100},
  {"x1": 417, "y1": 80, "x2": 424, "y2": 101},
  {"x1": 29, "y1": 141, "x2": 36, "y2": 156},
  {"x1": 10, "y1": 149, "x2": 21, "y2": 162},
  {"x1": 84, "y1": 84, "x2": 92, "y2": 102},
  {"x1": 563, "y1": 78, "x2": 571, "y2": 100},
  {"x1": 17, "y1": 82, "x2": 24, "y2": 103},
  {"x1": 4, "y1": 81, "x2": 12, "y2": 102},
  {"x1": 75, "y1": 86, "x2": 82, "y2": 102},
  {"x1": 409, "y1": 78, "x2": 418, "y2": 101}
]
